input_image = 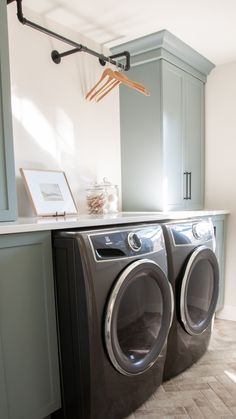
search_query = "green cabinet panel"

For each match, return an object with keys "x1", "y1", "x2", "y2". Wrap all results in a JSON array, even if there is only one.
[
  {"x1": 0, "y1": 1, "x2": 17, "y2": 221},
  {"x1": 185, "y1": 72, "x2": 204, "y2": 209},
  {"x1": 0, "y1": 232, "x2": 61, "y2": 419},
  {"x1": 120, "y1": 60, "x2": 163, "y2": 211},
  {"x1": 212, "y1": 215, "x2": 227, "y2": 312},
  {"x1": 162, "y1": 61, "x2": 185, "y2": 209},
  {"x1": 112, "y1": 30, "x2": 213, "y2": 212},
  {"x1": 163, "y1": 61, "x2": 204, "y2": 210}
]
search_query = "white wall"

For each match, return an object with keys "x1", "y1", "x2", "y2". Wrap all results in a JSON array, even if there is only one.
[
  {"x1": 7, "y1": 4, "x2": 121, "y2": 216},
  {"x1": 205, "y1": 61, "x2": 236, "y2": 321}
]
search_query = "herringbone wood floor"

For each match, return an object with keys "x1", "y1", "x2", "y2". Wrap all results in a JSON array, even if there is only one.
[{"x1": 127, "y1": 319, "x2": 236, "y2": 419}]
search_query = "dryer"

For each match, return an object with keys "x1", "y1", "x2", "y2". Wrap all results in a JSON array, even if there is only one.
[
  {"x1": 161, "y1": 218, "x2": 219, "y2": 381},
  {"x1": 52, "y1": 224, "x2": 174, "y2": 419}
]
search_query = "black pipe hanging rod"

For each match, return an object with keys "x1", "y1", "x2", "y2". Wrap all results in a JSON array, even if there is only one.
[{"x1": 15, "y1": 0, "x2": 130, "y2": 71}]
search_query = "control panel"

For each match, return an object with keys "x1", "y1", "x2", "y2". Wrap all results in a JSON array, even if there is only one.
[
  {"x1": 89, "y1": 225, "x2": 164, "y2": 260},
  {"x1": 170, "y1": 220, "x2": 214, "y2": 246}
]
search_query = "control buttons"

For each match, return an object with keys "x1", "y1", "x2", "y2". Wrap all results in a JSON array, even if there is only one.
[{"x1": 127, "y1": 232, "x2": 142, "y2": 252}]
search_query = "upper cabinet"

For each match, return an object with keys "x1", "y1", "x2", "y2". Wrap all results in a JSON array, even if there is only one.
[
  {"x1": 0, "y1": 1, "x2": 17, "y2": 221},
  {"x1": 111, "y1": 30, "x2": 214, "y2": 211}
]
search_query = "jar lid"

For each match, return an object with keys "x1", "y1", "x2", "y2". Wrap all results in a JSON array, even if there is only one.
[
  {"x1": 100, "y1": 177, "x2": 118, "y2": 188},
  {"x1": 86, "y1": 183, "x2": 104, "y2": 191},
  {"x1": 86, "y1": 177, "x2": 117, "y2": 190}
]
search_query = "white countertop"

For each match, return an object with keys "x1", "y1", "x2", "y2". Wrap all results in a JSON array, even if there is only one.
[{"x1": 0, "y1": 210, "x2": 229, "y2": 235}]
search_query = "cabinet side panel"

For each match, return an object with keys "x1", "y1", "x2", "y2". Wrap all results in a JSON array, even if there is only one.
[
  {"x1": 162, "y1": 61, "x2": 185, "y2": 210},
  {"x1": 0, "y1": 101, "x2": 8, "y2": 210},
  {"x1": 0, "y1": 1, "x2": 17, "y2": 221},
  {"x1": 120, "y1": 60, "x2": 163, "y2": 211},
  {"x1": 0, "y1": 332, "x2": 9, "y2": 418},
  {"x1": 212, "y1": 216, "x2": 226, "y2": 312}
]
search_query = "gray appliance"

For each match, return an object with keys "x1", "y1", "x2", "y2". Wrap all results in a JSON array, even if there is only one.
[
  {"x1": 52, "y1": 224, "x2": 174, "y2": 419},
  {"x1": 161, "y1": 218, "x2": 219, "y2": 381}
]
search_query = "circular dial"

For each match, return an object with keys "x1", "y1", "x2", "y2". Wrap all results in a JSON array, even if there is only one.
[
  {"x1": 127, "y1": 232, "x2": 142, "y2": 252},
  {"x1": 192, "y1": 221, "x2": 212, "y2": 241}
]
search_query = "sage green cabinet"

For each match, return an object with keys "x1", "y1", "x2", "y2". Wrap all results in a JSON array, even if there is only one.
[
  {"x1": 111, "y1": 30, "x2": 214, "y2": 211},
  {"x1": 0, "y1": 232, "x2": 61, "y2": 419},
  {"x1": 0, "y1": 1, "x2": 17, "y2": 221},
  {"x1": 162, "y1": 60, "x2": 204, "y2": 210},
  {"x1": 212, "y1": 215, "x2": 227, "y2": 312}
]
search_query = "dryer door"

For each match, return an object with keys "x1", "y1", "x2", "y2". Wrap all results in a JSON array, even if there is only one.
[
  {"x1": 180, "y1": 246, "x2": 219, "y2": 335},
  {"x1": 105, "y1": 259, "x2": 173, "y2": 376}
]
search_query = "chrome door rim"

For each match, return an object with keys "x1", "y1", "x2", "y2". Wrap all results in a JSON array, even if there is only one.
[
  {"x1": 180, "y1": 245, "x2": 219, "y2": 336},
  {"x1": 105, "y1": 259, "x2": 174, "y2": 376}
]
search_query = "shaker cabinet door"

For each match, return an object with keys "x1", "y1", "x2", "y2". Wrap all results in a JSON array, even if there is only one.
[
  {"x1": 0, "y1": 0, "x2": 17, "y2": 221},
  {"x1": 0, "y1": 232, "x2": 61, "y2": 419},
  {"x1": 162, "y1": 60, "x2": 185, "y2": 210},
  {"x1": 185, "y1": 74, "x2": 204, "y2": 209},
  {"x1": 163, "y1": 61, "x2": 204, "y2": 210}
]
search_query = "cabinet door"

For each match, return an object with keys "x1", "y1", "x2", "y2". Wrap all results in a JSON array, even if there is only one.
[
  {"x1": 163, "y1": 61, "x2": 204, "y2": 210},
  {"x1": 0, "y1": 1, "x2": 17, "y2": 221},
  {"x1": 0, "y1": 232, "x2": 61, "y2": 419},
  {"x1": 185, "y1": 74, "x2": 204, "y2": 209},
  {"x1": 162, "y1": 61, "x2": 185, "y2": 210}
]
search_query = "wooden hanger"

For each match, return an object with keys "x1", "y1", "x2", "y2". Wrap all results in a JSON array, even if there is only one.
[
  {"x1": 113, "y1": 71, "x2": 149, "y2": 95},
  {"x1": 85, "y1": 68, "x2": 115, "y2": 100},
  {"x1": 85, "y1": 68, "x2": 149, "y2": 102},
  {"x1": 95, "y1": 80, "x2": 121, "y2": 102},
  {"x1": 94, "y1": 73, "x2": 146, "y2": 102},
  {"x1": 89, "y1": 78, "x2": 118, "y2": 102},
  {"x1": 95, "y1": 72, "x2": 149, "y2": 101}
]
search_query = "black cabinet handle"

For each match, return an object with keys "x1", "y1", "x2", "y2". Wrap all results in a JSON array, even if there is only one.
[
  {"x1": 184, "y1": 172, "x2": 188, "y2": 200},
  {"x1": 184, "y1": 172, "x2": 192, "y2": 200},
  {"x1": 188, "y1": 171, "x2": 192, "y2": 200}
]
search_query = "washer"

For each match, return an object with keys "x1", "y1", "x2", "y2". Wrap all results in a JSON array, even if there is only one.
[
  {"x1": 53, "y1": 224, "x2": 174, "y2": 419},
  {"x1": 161, "y1": 218, "x2": 219, "y2": 381}
]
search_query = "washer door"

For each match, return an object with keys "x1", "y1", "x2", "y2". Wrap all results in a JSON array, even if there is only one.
[
  {"x1": 105, "y1": 259, "x2": 173, "y2": 376},
  {"x1": 180, "y1": 246, "x2": 219, "y2": 335}
]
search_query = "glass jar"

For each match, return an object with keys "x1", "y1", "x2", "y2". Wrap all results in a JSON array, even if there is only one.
[{"x1": 86, "y1": 178, "x2": 119, "y2": 214}]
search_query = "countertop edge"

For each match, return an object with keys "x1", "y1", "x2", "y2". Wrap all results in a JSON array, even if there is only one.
[{"x1": 0, "y1": 210, "x2": 229, "y2": 235}]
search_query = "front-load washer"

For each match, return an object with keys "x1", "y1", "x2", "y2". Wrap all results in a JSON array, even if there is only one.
[
  {"x1": 52, "y1": 224, "x2": 174, "y2": 419},
  {"x1": 161, "y1": 218, "x2": 219, "y2": 381}
]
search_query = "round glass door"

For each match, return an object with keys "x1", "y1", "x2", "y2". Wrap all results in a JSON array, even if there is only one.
[
  {"x1": 105, "y1": 259, "x2": 173, "y2": 376},
  {"x1": 180, "y1": 246, "x2": 219, "y2": 335}
]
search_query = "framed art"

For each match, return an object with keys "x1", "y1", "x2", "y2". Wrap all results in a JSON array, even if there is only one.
[{"x1": 20, "y1": 169, "x2": 78, "y2": 216}]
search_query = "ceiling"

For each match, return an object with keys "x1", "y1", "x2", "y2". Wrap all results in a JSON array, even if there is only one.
[{"x1": 18, "y1": 0, "x2": 236, "y2": 66}]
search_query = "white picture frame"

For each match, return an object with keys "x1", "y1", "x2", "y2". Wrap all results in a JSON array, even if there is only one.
[{"x1": 20, "y1": 169, "x2": 78, "y2": 216}]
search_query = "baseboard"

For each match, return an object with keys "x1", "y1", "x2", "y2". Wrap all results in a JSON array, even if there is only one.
[{"x1": 216, "y1": 304, "x2": 236, "y2": 321}]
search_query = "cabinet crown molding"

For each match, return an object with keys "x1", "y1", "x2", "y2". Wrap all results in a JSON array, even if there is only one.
[{"x1": 111, "y1": 29, "x2": 215, "y2": 77}]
